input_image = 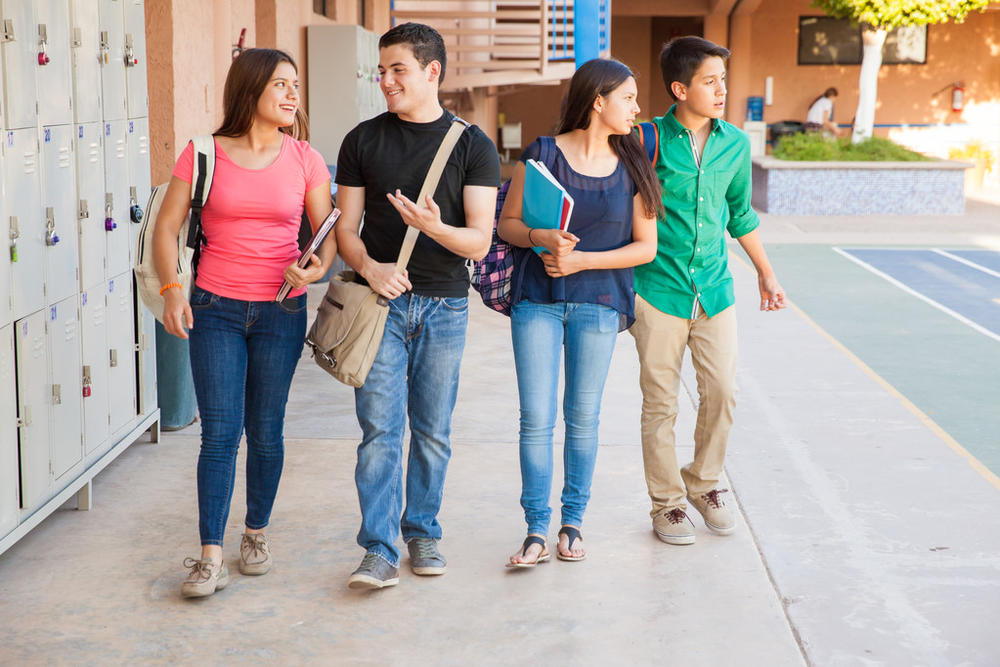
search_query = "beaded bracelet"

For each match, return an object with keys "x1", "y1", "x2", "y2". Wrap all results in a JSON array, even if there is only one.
[{"x1": 159, "y1": 282, "x2": 182, "y2": 296}]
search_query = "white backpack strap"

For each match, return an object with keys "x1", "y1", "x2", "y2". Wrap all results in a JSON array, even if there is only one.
[{"x1": 185, "y1": 134, "x2": 215, "y2": 250}]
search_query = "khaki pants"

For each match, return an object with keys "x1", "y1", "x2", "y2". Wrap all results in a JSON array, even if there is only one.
[{"x1": 630, "y1": 295, "x2": 738, "y2": 517}]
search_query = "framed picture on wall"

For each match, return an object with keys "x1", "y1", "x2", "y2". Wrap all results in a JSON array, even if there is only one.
[{"x1": 798, "y1": 17, "x2": 928, "y2": 65}]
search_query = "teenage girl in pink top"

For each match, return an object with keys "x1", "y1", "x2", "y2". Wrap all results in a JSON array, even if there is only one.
[{"x1": 153, "y1": 48, "x2": 335, "y2": 598}]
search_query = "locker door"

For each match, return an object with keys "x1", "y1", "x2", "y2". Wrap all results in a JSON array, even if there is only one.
[
  {"x1": 0, "y1": 0, "x2": 38, "y2": 130},
  {"x1": 135, "y1": 288, "x2": 155, "y2": 416},
  {"x1": 126, "y1": 117, "x2": 149, "y2": 264},
  {"x1": 76, "y1": 122, "x2": 105, "y2": 291},
  {"x1": 35, "y1": 0, "x2": 73, "y2": 127},
  {"x1": 103, "y1": 120, "x2": 128, "y2": 277},
  {"x1": 47, "y1": 298, "x2": 82, "y2": 479},
  {"x1": 106, "y1": 272, "x2": 135, "y2": 435},
  {"x1": 5, "y1": 128, "x2": 44, "y2": 320},
  {"x1": 0, "y1": 133, "x2": 9, "y2": 330},
  {"x1": 98, "y1": 0, "x2": 126, "y2": 122},
  {"x1": 0, "y1": 324, "x2": 17, "y2": 536},
  {"x1": 123, "y1": 0, "x2": 146, "y2": 119},
  {"x1": 15, "y1": 310, "x2": 50, "y2": 511},
  {"x1": 69, "y1": 0, "x2": 102, "y2": 124},
  {"x1": 41, "y1": 125, "x2": 79, "y2": 306},
  {"x1": 79, "y1": 288, "x2": 109, "y2": 455}
]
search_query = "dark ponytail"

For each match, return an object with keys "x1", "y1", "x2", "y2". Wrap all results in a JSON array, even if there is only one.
[
  {"x1": 556, "y1": 58, "x2": 663, "y2": 219},
  {"x1": 809, "y1": 87, "x2": 839, "y2": 111}
]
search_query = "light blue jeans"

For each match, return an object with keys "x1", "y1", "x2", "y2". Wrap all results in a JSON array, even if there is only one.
[
  {"x1": 354, "y1": 293, "x2": 469, "y2": 567},
  {"x1": 511, "y1": 300, "x2": 619, "y2": 536}
]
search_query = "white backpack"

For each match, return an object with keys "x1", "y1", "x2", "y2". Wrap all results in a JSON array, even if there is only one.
[{"x1": 134, "y1": 135, "x2": 216, "y2": 322}]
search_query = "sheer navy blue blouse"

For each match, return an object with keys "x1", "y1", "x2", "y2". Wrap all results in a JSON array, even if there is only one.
[{"x1": 511, "y1": 136, "x2": 638, "y2": 330}]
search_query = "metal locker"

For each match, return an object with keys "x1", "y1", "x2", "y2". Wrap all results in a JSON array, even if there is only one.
[
  {"x1": 41, "y1": 124, "x2": 80, "y2": 306},
  {"x1": 0, "y1": 324, "x2": 18, "y2": 536},
  {"x1": 76, "y1": 122, "x2": 105, "y2": 291},
  {"x1": 47, "y1": 297, "x2": 83, "y2": 480},
  {"x1": 5, "y1": 128, "x2": 44, "y2": 320},
  {"x1": 0, "y1": 131, "x2": 9, "y2": 330},
  {"x1": 0, "y1": 0, "x2": 39, "y2": 130},
  {"x1": 98, "y1": 0, "x2": 126, "y2": 122},
  {"x1": 79, "y1": 287, "x2": 108, "y2": 455},
  {"x1": 126, "y1": 117, "x2": 149, "y2": 263},
  {"x1": 123, "y1": 0, "x2": 146, "y2": 119},
  {"x1": 15, "y1": 310, "x2": 50, "y2": 511},
  {"x1": 135, "y1": 290, "x2": 155, "y2": 416},
  {"x1": 69, "y1": 0, "x2": 102, "y2": 124},
  {"x1": 34, "y1": 0, "x2": 73, "y2": 127},
  {"x1": 106, "y1": 272, "x2": 135, "y2": 435},
  {"x1": 103, "y1": 120, "x2": 129, "y2": 277}
]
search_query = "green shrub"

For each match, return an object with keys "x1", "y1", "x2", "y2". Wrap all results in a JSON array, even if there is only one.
[{"x1": 774, "y1": 133, "x2": 929, "y2": 161}]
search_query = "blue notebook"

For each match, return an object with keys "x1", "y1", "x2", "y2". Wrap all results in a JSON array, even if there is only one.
[{"x1": 523, "y1": 159, "x2": 573, "y2": 254}]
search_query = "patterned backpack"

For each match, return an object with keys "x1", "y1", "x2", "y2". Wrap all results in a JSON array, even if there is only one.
[{"x1": 471, "y1": 178, "x2": 512, "y2": 315}]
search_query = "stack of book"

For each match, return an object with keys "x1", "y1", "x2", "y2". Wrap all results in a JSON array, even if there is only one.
[{"x1": 523, "y1": 159, "x2": 573, "y2": 254}]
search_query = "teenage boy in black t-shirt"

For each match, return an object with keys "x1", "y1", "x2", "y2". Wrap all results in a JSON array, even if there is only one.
[{"x1": 334, "y1": 22, "x2": 500, "y2": 590}]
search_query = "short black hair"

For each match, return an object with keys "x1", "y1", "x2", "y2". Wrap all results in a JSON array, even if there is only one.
[
  {"x1": 659, "y1": 36, "x2": 730, "y2": 101},
  {"x1": 379, "y1": 22, "x2": 447, "y2": 84}
]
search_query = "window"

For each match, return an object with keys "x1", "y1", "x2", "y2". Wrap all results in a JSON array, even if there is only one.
[{"x1": 798, "y1": 17, "x2": 927, "y2": 66}]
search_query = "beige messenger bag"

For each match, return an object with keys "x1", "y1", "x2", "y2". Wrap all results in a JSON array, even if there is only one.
[{"x1": 305, "y1": 119, "x2": 468, "y2": 387}]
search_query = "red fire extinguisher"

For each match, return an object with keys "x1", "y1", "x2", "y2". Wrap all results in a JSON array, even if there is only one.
[{"x1": 951, "y1": 82, "x2": 965, "y2": 113}]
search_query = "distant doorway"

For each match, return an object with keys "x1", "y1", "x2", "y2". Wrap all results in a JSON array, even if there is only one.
[{"x1": 649, "y1": 17, "x2": 704, "y2": 115}]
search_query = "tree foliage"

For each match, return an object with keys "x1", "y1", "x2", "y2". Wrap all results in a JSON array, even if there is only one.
[{"x1": 811, "y1": 0, "x2": 988, "y2": 29}]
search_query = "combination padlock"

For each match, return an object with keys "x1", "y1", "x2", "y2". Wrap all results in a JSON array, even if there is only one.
[
  {"x1": 105, "y1": 195, "x2": 116, "y2": 231},
  {"x1": 45, "y1": 208, "x2": 59, "y2": 245},
  {"x1": 129, "y1": 188, "x2": 143, "y2": 223},
  {"x1": 38, "y1": 24, "x2": 50, "y2": 65},
  {"x1": 82, "y1": 366, "x2": 92, "y2": 398},
  {"x1": 9, "y1": 216, "x2": 19, "y2": 262}
]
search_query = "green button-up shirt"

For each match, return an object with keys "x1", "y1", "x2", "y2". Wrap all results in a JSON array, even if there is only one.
[{"x1": 634, "y1": 105, "x2": 759, "y2": 319}]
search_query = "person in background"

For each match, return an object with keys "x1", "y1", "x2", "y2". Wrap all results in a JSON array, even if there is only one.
[
  {"x1": 806, "y1": 87, "x2": 841, "y2": 137},
  {"x1": 154, "y1": 48, "x2": 335, "y2": 598}
]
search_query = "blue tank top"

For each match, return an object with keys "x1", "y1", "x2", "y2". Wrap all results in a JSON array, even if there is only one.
[{"x1": 511, "y1": 136, "x2": 638, "y2": 330}]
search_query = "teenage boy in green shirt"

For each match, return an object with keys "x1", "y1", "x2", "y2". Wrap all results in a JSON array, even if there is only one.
[{"x1": 631, "y1": 36, "x2": 786, "y2": 545}]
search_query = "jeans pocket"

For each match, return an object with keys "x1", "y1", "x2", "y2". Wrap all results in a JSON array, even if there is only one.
[
  {"x1": 277, "y1": 294, "x2": 306, "y2": 314},
  {"x1": 190, "y1": 287, "x2": 216, "y2": 310},
  {"x1": 438, "y1": 296, "x2": 468, "y2": 312},
  {"x1": 596, "y1": 304, "x2": 619, "y2": 334}
]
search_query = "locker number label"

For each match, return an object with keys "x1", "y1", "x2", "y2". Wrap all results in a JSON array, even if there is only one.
[
  {"x1": 6, "y1": 132, "x2": 12, "y2": 147},
  {"x1": 129, "y1": 121, "x2": 134, "y2": 134},
  {"x1": 109, "y1": 279, "x2": 115, "y2": 292},
  {"x1": 81, "y1": 292, "x2": 88, "y2": 306},
  {"x1": 79, "y1": 126, "x2": 84, "y2": 139},
  {"x1": 50, "y1": 306, "x2": 58, "y2": 321},
  {"x1": 44, "y1": 128, "x2": 51, "y2": 143},
  {"x1": 105, "y1": 124, "x2": 111, "y2": 137}
]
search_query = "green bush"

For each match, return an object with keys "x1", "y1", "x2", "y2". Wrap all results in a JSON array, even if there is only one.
[{"x1": 774, "y1": 133, "x2": 929, "y2": 162}]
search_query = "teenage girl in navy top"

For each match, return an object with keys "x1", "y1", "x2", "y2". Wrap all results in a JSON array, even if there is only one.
[{"x1": 499, "y1": 58, "x2": 661, "y2": 567}]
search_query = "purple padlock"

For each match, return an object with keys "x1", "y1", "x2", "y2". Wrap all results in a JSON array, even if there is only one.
[{"x1": 105, "y1": 217, "x2": 117, "y2": 231}]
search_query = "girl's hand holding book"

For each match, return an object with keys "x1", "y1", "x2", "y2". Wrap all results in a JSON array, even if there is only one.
[{"x1": 534, "y1": 227, "x2": 579, "y2": 256}]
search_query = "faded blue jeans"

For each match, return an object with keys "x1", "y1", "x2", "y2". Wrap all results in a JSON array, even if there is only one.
[
  {"x1": 354, "y1": 293, "x2": 468, "y2": 567},
  {"x1": 511, "y1": 300, "x2": 619, "y2": 536},
  {"x1": 188, "y1": 286, "x2": 306, "y2": 546}
]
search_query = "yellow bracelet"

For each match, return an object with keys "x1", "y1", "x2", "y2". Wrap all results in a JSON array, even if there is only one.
[{"x1": 159, "y1": 282, "x2": 182, "y2": 296}]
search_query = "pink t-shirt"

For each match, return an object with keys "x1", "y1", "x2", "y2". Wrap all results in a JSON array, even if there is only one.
[{"x1": 172, "y1": 134, "x2": 329, "y2": 300}]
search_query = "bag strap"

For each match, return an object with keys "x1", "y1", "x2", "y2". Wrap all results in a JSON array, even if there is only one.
[
  {"x1": 636, "y1": 121, "x2": 658, "y2": 164},
  {"x1": 395, "y1": 118, "x2": 470, "y2": 271},
  {"x1": 185, "y1": 134, "x2": 216, "y2": 250}
]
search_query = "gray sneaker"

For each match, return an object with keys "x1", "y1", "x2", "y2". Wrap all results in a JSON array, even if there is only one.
[
  {"x1": 180, "y1": 557, "x2": 230, "y2": 598},
  {"x1": 239, "y1": 532, "x2": 272, "y2": 575},
  {"x1": 347, "y1": 552, "x2": 399, "y2": 590},
  {"x1": 407, "y1": 538, "x2": 447, "y2": 576}
]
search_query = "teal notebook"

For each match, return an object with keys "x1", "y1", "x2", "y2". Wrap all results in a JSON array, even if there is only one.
[{"x1": 523, "y1": 159, "x2": 573, "y2": 254}]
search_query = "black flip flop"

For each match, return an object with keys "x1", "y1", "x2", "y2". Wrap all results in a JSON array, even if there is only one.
[
  {"x1": 506, "y1": 535, "x2": 551, "y2": 568},
  {"x1": 557, "y1": 526, "x2": 586, "y2": 562}
]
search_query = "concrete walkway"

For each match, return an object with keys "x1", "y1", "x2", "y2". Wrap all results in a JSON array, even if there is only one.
[{"x1": 2, "y1": 202, "x2": 999, "y2": 665}]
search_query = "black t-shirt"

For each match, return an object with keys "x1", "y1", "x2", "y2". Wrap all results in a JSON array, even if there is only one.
[{"x1": 335, "y1": 109, "x2": 501, "y2": 297}]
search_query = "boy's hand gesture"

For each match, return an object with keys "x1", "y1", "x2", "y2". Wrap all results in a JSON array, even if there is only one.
[
  {"x1": 386, "y1": 190, "x2": 445, "y2": 235},
  {"x1": 758, "y1": 273, "x2": 786, "y2": 312}
]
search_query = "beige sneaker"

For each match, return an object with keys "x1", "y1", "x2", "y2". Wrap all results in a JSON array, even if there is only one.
[
  {"x1": 687, "y1": 489, "x2": 736, "y2": 535},
  {"x1": 180, "y1": 557, "x2": 230, "y2": 598},
  {"x1": 239, "y1": 532, "x2": 273, "y2": 575},
  {"x1": 652, "y1": 508, "x2": 696, "y2": 545}
]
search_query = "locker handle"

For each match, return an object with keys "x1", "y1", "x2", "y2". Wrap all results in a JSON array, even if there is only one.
[
  {"x1": 2, "y1": 19, "x2": 14, "y2": 43},
  {"x1": 79, "y1": 199, "x2": 90, "y2": 220},
  {"x1": 99, "y1": 31, "x2": 110, "y2": 64},
  {"x1": 110, "y1": 349, "x2": 118, "y2": 367},
  {"x1": 17, "y1": 407, "x2": 31, "y2": 428},
  {"x1": 52, "y1": 384, "x2": 61, "y2": 405},
  {"x1": 82, "y1": 365, "x2": 93, "y2": 399},
  {"x1": 71, "y1": 27, "x2": 82, "y2": 48},
  {"x1": 45, "y1": 208, "x2": 59, "y2": 246},
  {"x1": 37, "y1": 24, "x2": 50, "y2": 66}
]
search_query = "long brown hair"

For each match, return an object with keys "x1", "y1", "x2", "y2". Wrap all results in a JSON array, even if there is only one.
[
  {"x1": 215, "y1": 48, "x2": 310, "y2": 140},
  {"x1": 810, "y1": 87, "x2": 838, "y2": 110},
  {"x1": 556, "y1": 58, "x2": 663, "y2": 219}
]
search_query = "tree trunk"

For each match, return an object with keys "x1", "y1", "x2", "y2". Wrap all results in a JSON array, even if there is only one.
[{"x1": 851, "y1": 27, "x2": 887, "y2": 144}]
